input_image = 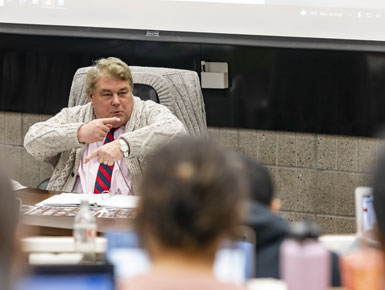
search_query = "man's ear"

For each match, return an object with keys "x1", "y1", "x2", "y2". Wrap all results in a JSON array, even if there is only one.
[
  {"x1": 88, "y1": 92, "x2": 94, "y2": 104},
  {"x1": 270, "y1": 198, "x2": 281, "y2": 213}
]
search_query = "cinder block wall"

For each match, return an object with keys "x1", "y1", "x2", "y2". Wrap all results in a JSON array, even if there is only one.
[
  {"x1": 208, "y1": 127, "x2": 380, "y2": 234},
  {"x1": 1, "y1": 111, "x2": 381, "y2": 234},
  {"x1": 0, "y1": 112, "x2": 54, "y2": 188}
]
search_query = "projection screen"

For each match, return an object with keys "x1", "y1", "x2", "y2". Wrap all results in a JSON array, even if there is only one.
[{"x1": 1, "y1": 0, "x2": 385, "y2": 45}]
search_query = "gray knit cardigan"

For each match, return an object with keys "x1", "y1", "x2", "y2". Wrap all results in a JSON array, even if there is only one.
[
  {"x1": 24, "y1": 97, "x2": 187, "y2": 194},
  {"x1": 68, "y1": 66, "x2": 207, "y2": 136}
]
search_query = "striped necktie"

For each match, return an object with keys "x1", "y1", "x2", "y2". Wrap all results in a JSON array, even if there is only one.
[{"x1": 94, "y1": 128, "x2": 116, "y2": 194}]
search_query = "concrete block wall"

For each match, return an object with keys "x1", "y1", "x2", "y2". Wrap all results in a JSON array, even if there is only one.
[
  {"x1": 0, "y1": 111, "x2": 381, "y2": 234},
  {"x1": 208, "y1": 127, "x2": 381, "y2": 234},
  {"x1": 0, "y1": 112, "x2": 54, "y2": 188}
]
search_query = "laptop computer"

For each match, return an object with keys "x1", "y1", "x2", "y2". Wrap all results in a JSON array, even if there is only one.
[
  {"x1": 16, "y1": 264, "x2": 115, "y2": 290},
  {"x1": 320, "y1": 186, "x2": 378, "y2": 254},
  {"x1": 105, "y1": 229, "x2": 255, "y2": 285},
  {"x1": 355, "y1": 186, "x2": 377, "y2": 243}
]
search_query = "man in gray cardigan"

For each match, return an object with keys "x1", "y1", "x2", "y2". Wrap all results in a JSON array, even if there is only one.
[{"x1": 24, "y1": 57, "x2": 186, "y2": 194}]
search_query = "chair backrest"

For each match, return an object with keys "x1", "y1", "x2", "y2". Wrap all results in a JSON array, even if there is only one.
[{"x1": 68, "y1": 66, "x2": 207, "y2": 136}]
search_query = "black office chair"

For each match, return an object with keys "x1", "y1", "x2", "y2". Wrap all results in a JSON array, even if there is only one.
[{"x1": 132, "y1": 84, "x2": 159, "y2": 103}]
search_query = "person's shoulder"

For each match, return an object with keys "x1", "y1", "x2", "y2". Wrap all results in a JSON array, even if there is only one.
[
  {"x1": 51, "y1": 103, "x2": 92, "y2": 123},
  {"x1": 119, "y1": 274, "x2": 153, "y2": 290},
  {"x1": 60, "y1": 103, "x2": 91, "y2": 114},
  {"x1": 213, "y1": 281, "x2": 247, "y2": 290},
  {"x1": 120, "y1": 274, "x2": 246, "y2": 290}
]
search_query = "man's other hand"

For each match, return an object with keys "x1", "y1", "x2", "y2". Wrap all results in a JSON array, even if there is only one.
[
  {"x1": 84, "y1": 140, "x2": 123, "y2": 166},
  {"x1": 77, "y1": 117, "x2": 120, "y2": 144}
]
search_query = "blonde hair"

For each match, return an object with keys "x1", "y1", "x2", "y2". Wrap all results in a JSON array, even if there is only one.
[{"x1": 85, "y1": 57, "x2": 133, "y2": 94}]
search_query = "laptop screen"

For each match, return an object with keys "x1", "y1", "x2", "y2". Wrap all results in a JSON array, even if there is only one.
[
  {"x1": 105, "y1": 230, "x2": 255, "y2": 285},
  {"x1": 355, "y1": 186, "x2": 377, "y2": 242},
  {"x1": 16, "y1": 265, "x2": 115, "y2": 290}
]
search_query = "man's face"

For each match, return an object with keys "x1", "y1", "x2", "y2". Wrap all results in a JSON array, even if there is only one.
[{"x1": 89, "y1": 76, "x2": 134, "y2": 128}]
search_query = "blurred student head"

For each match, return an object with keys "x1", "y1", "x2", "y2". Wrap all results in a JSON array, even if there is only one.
[
  {"x1": 241, "y1": 156, "x2": 280, "y2": 212},
  {"x1": 135, "y1": 137, "x2": 248, "y2": 260},
  {"x1": 372, "y1": 149, "x2": 385, "y2": 249},
  {"x1": 0, "y1": 162, "x2": 20, "y2": 289}
]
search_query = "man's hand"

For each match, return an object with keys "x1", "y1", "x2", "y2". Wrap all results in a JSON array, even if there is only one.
[
  {"x1": 84, "y1": 140, "x2": 123, "y2": 166},
  {"x1": 77, "y1": 117, "x2": 120, "y2": 144}
]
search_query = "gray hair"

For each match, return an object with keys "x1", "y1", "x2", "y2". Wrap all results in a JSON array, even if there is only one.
[{"x1": 85, "y1": 57, "x2": 133, "y2": 94}]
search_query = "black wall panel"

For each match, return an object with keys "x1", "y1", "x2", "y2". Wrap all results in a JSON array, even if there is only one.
[{"x1": 1, "y1": 33, "x2": 385, "y2": 137}]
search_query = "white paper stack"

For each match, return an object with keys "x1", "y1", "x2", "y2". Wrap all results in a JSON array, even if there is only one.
[
  {"x1": 36, "y1": 193, "x2": 139, "y2": 209},
  {"x1": 22, "y1": 236, "x2": 107, "y2": 253}
]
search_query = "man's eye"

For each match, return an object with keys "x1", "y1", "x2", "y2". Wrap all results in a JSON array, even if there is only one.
[
  {"x1": 102, "y1": 93, "x2": 112, "y2": 97},
  {"x1": 119, "y1": 91, "x2": 128, "y2": 96}
]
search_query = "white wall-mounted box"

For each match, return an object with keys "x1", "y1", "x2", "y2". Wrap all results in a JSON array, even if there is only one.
[{"x1": 201, "y1": 61, "x2": 229, "y2": 89}]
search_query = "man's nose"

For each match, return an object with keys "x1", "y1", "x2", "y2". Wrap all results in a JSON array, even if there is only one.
[{"x1": 111, "y1": 93, "x2": 120, "y2": 105}]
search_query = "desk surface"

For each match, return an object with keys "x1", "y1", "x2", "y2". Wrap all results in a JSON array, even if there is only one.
[{"x1": 16, "y1": 188, "x2": 132, "y2": 236}]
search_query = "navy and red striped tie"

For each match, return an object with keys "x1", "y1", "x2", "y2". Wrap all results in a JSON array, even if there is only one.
[{"x1": 94, "y1": 128, "x2": 116, "y2": 194}]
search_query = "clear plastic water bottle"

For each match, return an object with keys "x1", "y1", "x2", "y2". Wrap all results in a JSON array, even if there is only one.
[
  {"x1": 280, "y1": 220, "x2": 330, "y2": 290},
  {"x1": 73, "y1": 199, "x2": 96, "y2": 263}
]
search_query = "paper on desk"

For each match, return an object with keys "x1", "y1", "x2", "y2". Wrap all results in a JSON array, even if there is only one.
[{"x1": 36, "y1": 193, "x2": 139, "y2": 209}]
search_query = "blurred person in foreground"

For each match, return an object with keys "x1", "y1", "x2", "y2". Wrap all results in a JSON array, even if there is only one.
[
  {"x1": 371, "y1": 149, "x2": 385, "y2": 252},
  {"x1": 242, "y1": 156, "x2": 341, "y2": 286},
  {"x1": 0, "y1": 162, "x2": 21, "y2": 289},
  {"x1": 120, "y1": 137, "x2": 248, "y2": 290},
  {"x1": 349, "y1": 147, "x2": 385, "y2": 289}
]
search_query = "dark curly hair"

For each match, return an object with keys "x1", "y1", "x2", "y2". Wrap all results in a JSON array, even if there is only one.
[
  {"x1": 241, "y1": 156, "x2": 274, "y2": 206},
  {"x1": 135, "y1": 137, "x2": 248, "y2": 254},
  {"x1": 372, "y1": 149, "x2": 385, "y2": 250}
]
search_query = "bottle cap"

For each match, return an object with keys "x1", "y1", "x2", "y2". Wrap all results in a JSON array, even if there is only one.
[
  {"x1": 79, "y1": 198, "x2": 90, "y2": 206},
  {"x1": 289, "y1": 220, "x2": 321, "y2": 241}
]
